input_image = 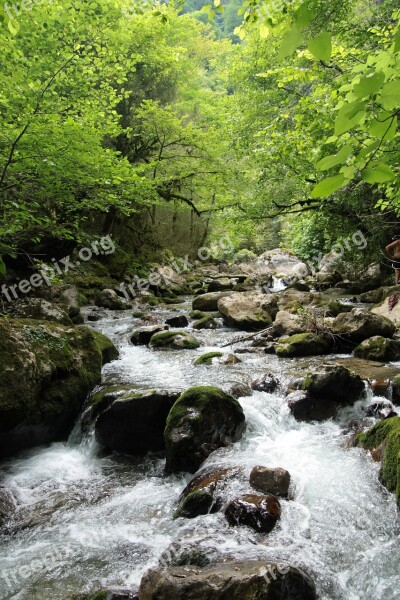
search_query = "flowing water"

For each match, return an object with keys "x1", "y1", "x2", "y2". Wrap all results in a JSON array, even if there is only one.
[{"x1": 0, "y1": 299, "x2": 399, "y2": 600}]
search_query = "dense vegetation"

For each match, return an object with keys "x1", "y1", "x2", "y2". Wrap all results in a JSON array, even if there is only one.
[{"x1": 0, "y1": 0, "x2": 399, "y2": 270}]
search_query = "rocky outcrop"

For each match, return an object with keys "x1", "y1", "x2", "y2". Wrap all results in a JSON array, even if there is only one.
[
  {"x1": 287, "y1": 365, "x2": 364, "y2": 421},
  {"x1": 275, "y1": 333, "x2": 331, "y2": 358},
  {"x1": 139, "y1": 560, "x2": 317, "y2": 600},
  {"x1": 192, "y1": 291, "x2": 234, "y2": 312},
  {"x1": 175, "y1": 466, "x2": 244, "y2": 518},
  {"x1": 218, "y1": 292, "x2": 279, "y2": 330},
  {"x1": 95, "y1": 389, "x2": 180, "y2": 455},
  {"x1": 353, "y1": 336, "x2": 400, "y2": 362},
  {"x1": 249, "y1": 466, "x2": 291, "y2": 497},
  {"x1": 149, "y1": 331, "x2": 200, "y2": 350},
  {"x1": 332, "y1": 308, "x2": 395, "y2": 344},
  {"x1": 0, "y1": 318, "x2": 103, "y2": 457},
  {"x1": 224, "y1": 494, "x2": 281, "y2": 533},
  {"x1": 357, "y1": 416, "x2": 400, "y2": 504},
  {"x1": 164, "y1": 386, "x2": 246, "y2": 473}
]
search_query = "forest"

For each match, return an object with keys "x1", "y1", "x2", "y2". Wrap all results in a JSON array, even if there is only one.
[{"x1": 1, "y1": 2, "x2": 400, "y2": 600}]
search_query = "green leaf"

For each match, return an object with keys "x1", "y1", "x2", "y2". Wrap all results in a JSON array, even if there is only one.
[
  {"x1": 316, "y1": 144, "x2": 353, "y2": 171},
  {"x1": 277, "y1": 28, "x2": 304, "y2": 61},
  {"x1": 310, "y1": 174, "x2": 346, "y2": 198},
  {"x1": 394, "y1": 28, "x2": 400, "y2": 54},
  {"x1": 308, "y1": 32, "x2": 332, "y2": 62},
  {"x1": 380, "y1": 79, "x2": 400, "y2": 110},
  {"x1": 368, "y1": 115, "x2": 397, "y2": 141},
  {"x1": 335, "y1": 109, "x2": 365, "y2": 136},
  {"x1": 0, "y1": 257, "x2": 6, "y2": 275},
  {"x1": 361, "y1": 163, "x2": 396, "y2": 184},
  {"x1": 7, "y1": 19, "x2": 19, "y2": 36},
  {"x1": 353, "y1": 72, "x2": 385, "y2": 98},
  {"x1": 294, "y1": 5, "x2": 315, "y2": 28}
]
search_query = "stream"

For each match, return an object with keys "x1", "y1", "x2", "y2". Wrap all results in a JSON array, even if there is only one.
[{"x1": 0, "y1": 297, "x2": 399, "y2": 600}]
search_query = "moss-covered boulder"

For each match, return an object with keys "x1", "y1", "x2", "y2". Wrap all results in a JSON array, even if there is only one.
[
  {"x1": 139, "y1": 560, "x2": 316, "y2": 600},
  {"x1": 94, "y1": 388, "x2": 181, "y2": 455},
  {"x1": 164, "y1": 386, "x2": 246, "y2": 473},
  {"x1": 91, "y1": 330, "x2": 119, "y2": 365},
  {"x1": 353, "y1": 336, "x2": 400, "y2": 362},
  {"x1": 192, "y1": 291, "x2": 235, "y2": 312},
  {"x1": 193, "y1": 316, "x2": 217, "y2": 330},
  {"x1": 218, "y1": 292, "x2": 279, "y2": 331},
  {"x1": 189, "y1": 310, "x2": 207, "y2": 320},
  {"x1": 175, "y1": 466, "x2": 244, "y2": 519},
  {"x1": 193, "y1": 352, "x2": 223, "y2": 365},
  {"x1": 332, "y1": 308, "x2": 395, "y2": 344},
  {"x1": 356, "y1": 417, "x2": 400, "y2": 504},
  {"x1": 0, "y1": 318, "x2": 102, "y2": 457},
  {"x1": 275, "y1": 333, "x2": 331, "y2": 358},
  {"x1": 150, "y1": 330, "x2": 200, "y2": 350}
]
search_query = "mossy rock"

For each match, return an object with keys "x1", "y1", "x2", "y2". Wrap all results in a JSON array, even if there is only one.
[
  {"x1": 150, "y1": 330, "x2": 200, "y2": 350},
  {"x1": 91, "y1": 330, "x2": 119, "y2": 365},
  {"x1": 275, "y1": 333, "x2": 331, "y2": 358},
  {"x1": 194, "y1": 352, "x2": 224, "y2": 365},
  {"x1": 0, "y1": 318, "x2": 102, "y2": 457},
  {"x1": 189, "y1": 310, "x2": 207, "y2": 319},
  {"x1": 392, "y1": 375, "x2": 400, "y2": 404},
  {"x1": 164, "y1": 386, "x2": 246, "y2": 473},
  {"x1": 193, "y1": 316, "x2": 217, "y2": 330},
  {"x1": 357, "y1": 416, "x2": 400, "y2": 504},
  {"x1": 353, "y1": 336, "x2": 400, "y2": 362}
]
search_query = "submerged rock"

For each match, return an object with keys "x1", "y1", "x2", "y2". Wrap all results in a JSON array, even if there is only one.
[
  {"x1": 275, "y1": 333, "x2": 331, "y2": 358},
  {"x1": 139, "y1": 560, "x2": 317, "y2": 600},
  {"x1": 95, "y1": 389, "x2": 181, "y2": 455},
  {"x1": 353, "y1": 336, "x2": 400, "y2": 362},
  {"x1": 224, "y1": 494, "x2": 281, "y2": 533},
  {"x1": 357, "y1": 416, "x2": 400, "y2": 504},
  {"x1": 218, "y1": 292, "x2": 279, "y2": 330},
  {"x1": 149, "y1": 330, "x2": 200, "y2": 350},
  {"x1": 175, "y1": 466, "x2": 244, "y2": 518},
  {"x1": 249, "y1": 466, "x2": 291, "y2": 498},
  {"x1": 0, "y1": 318, "x2": 102, "y2": 457},
  {"x1": 164, "y1": 386, "x2": 246, "y2": 473}
]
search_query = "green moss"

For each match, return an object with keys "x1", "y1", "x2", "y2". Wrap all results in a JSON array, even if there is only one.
[
  {"x1": 301, "y1": 373, "x2": 314, "y2": 391},
  {"x1": 354, "y1": 336, "x2": 400, "y2": 362},
  {"x1": 275, "y1": 333, "x2": 330, "y2": 358},
  {"x1": 174, "y1": 488, "x2": 215, "y2": 519},
  {"x1": 194, "y1": 352, "x2": 223, "y2": 365},
  {"x1": 357, "y1": 417, "x2": 400, "y2": 503},
  {"x1": 150, "y1": 330, "x2": 200, "y2": 349},
  {"x1": 91, "y1": 330, "x2": 119, "y2": 365},
  {"x1": 190, "y1": 310, "x2": 207, "y2": 319},
  {"x1": 193, "y1": 316, "x2": 217, "y2": 330}
]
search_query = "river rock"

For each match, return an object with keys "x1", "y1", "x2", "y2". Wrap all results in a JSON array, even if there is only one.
[
  {"x1": 139, "y1": 560, "x2": 316, "y2": 600},
  {"x1": 95, "y1": 289, "x2": 130, "y2": 310},
  {"x1": 229, "y1": 382, "x2": 253, "y2": 398},
  {"x1": 271, "y1": 310, "x2": 305, "y2": 337},
  {"x1": 175, "y1": 466, "x2": 244, "y2": 518},
  {"x1": 3, "y1": 298, "x2": 72, "y2": 325},
  {"x1": 0, "y1": 318, "x2": 103, "y2": 458},
  {"x1": 193, "y1": 315, "x2": 218, "y2": 330},
  {"x1": 130, "y1": 325, "x2": 168, "y2": 346},
  {"x1": 357, "y1": 416, "x2": 400, "y2": 504},
  {"x1": 249, "y1": 466, "x2": 291, "y2": 497},
  {"x1": 192, "y1": 291, "x2": 234, "y2": 312},
  {"x1": 353, "y1": 336, "x2": 400, "y2": 362},
  {"x1": 224, "y1": 494, "x2": 281, "y2": 533},
  {"x1": 91, "y1": 330, "x2": 119, "y2": 364},
  {"x1": 218, "y1": 292, "x2": 279, "y2": 330},
  {"x1": 149, "y1": 330, "x2": 200, "y2": 350},
  {"x1": 193, "y1": 351, "x2": 223, "y2": 365},
  {"x1": 251, "y1": 373, "x2": 279, "y2": 393},
  {"x1": 206, "y1": 277, "x2": 235, "y2": 292},
  {"x1": 365, "y1": 401, "x2": 397, "y2": 419},
  {"x1": 275, "y1": 333, "x2": 331, "y2": 358},
  {"x1": 332, "y1": 308, "x2": 395, "y2": 344},
  {"x1": 165, "y1": 315, "x2": 189, "y2": 328},
  {"x1": 95, "y1": 389, "x2": 181, "y2": 454},
  {"x1": 164, "y1": 386, "x2": 246, "y2": 473}
]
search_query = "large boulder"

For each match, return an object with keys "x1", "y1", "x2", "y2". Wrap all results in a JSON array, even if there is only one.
[
  {"x1": 354, "y1": 336, "x2": 400, "y2": 362},
  {"x1": 139, "y1": 560, "x2": 317, "y2": 600},
  {"x1": 0, "y1": 318, "x2": 102, "y2": 457},
  {"x1": 218, "y1": 292, "x2": 279, "y2": 330},
  {"x1": 356, "y1": 416, "x2": 400, "y2": 504},
  {"x1": 175, "y1": 466, "x2": 244, "y2": 518},
  {"x1": 164, "y1": 386, "x2": 246, "y2": 473},
  {"x1": 271, "y1": 311, "x2": 305, "y2": 337},
  {"x1": 224, "y1": 494, "x2": 281, "y2": 533},
  {"x1": 95, "y1": 389, "x2": 181, "y2": 454},
  {"x1": 332, "y1": 308, "x2": 395, "y2": 344},
  {"x1": 275, "y1": 333, "x2": 331, "y2": 358},
  {"x1": 287, "y1": 365, "x2": 364, "y2": 421},
  {"x1": 192, "y1": 291, "x2": 234, "y2": 312},
  {"x1": 149, "y1": 331, "x2": 200, "y2": 350},
  {"x1": 3, "y1": 298, "x2": 72, "y2": 325}
]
